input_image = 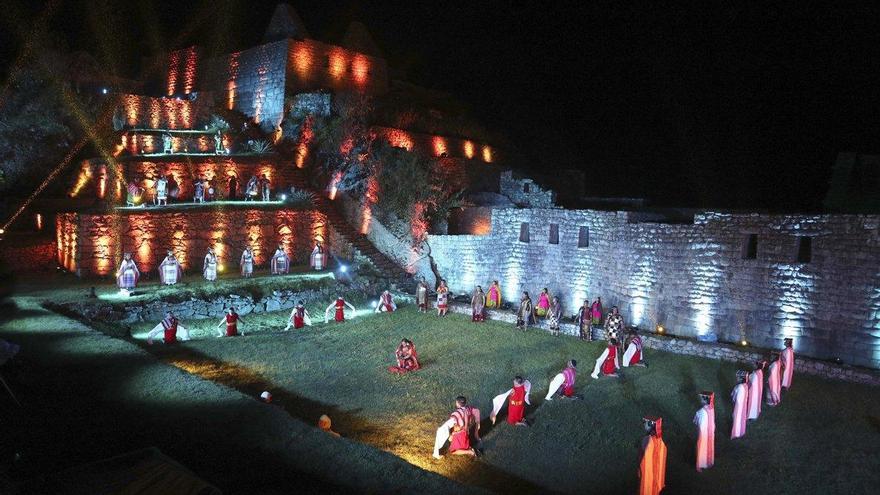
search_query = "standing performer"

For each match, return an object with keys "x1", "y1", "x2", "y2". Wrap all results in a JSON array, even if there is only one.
[
  {"x1": 545, "y1": 360, "x2": 579, "y2": 400},
  {"x1": 193, "y1": 176, "x2": 205, "y2": 203},
  {"x1": 158, "y1": 250, "x2": 183, "y2": 285},
  {"x1": 546, "y1": 296, "x2": 562, "y2": 335},
  {"x1": 591, "y1": 297, "x2": 603, "y2": 325},
  {"x1": 576, "y1": 299, "x2": 593, "y2": 341},
  {"x1": 490, "y1": 376, "x2": 531, "y2": 426},
  {"x1": 436, "y1": 280, "x2": 449, "y2": 317},
  {"x1": 748, "y1": 360, "x2": 766, "y2": 420},
  {"x1": 604, "y1": 306, "x2": 625, "y2": 342},
  {"x1": 245, "y1": 175, "x2": 259, "y2": 201},
  {"x1": 325, "y1": 296, "x2": 356, "y2": 323},
  {"x1": 270, "y1": 244, "x2": 289, "y2": 275},
  {"x1": 240, "y1": 246, "x2": 254, "y2": 278},
  {"x1": 216, "y1": 307, "x2": 246, "y2": 337},
  {"x1": 781, "y1": 338, "x2": 795, "y2": 390},
  {"x1": 284, "y1": 300, "x2": 312, "y2": 330},
  {"x1": 116, "y1": 252, "x2": 140, "y2": 294},
  {"x1": 388, "y1": 338, "x2": 420, "y2": 373},
  {"x1": 416, "y1": 281, "x2": 429, "y2": 313},
  {"x1": 214, "y1": 130, "x2": 224, "y2": 154},
  {"x1": 535, "y1": 288, "x2": 552, "y2": 317},
  {"x1": 227, "y1": 174, "x2": 238, "y2": 200},
  {"x1": 162, "y1": 132, "x2": 173, "y2": 154},
  {"x1": 260, "y1": 174, "x2": 271, "y2": 201},
  {"x1": 375, "y1": 290, "x2": 397, "y2": 313},
  {"x1": 203, "y1": 247, "x2": 218, "y2": 281},
  {"x1": 694, "y1": 392, "x2": 715, "y2": 472},
  {"x1": 471, "y1": 286, "x2": 486, "y2": 322},
  {"x1": 623, "y1": 329, "x2": 646, "y2": 367},
  {"x1": 432, "y1": 396, "x2": 481, "y2": 459},
  {"x1": 639, "y1": 416, "x2": 667, "y2": 495},
  {"x1": 730, "y1": 370, "x2": 749, "y2": 439},
  {"x1": 126, "y1": 180, "x2": 144, "y2": 207},
  {"x1": 146, "y1": 311, "x2": 190, "y2": 344},
  {"x1": 310, "y1": 241, "x2": 325, "y2": 270},
  {"x1": 766, "y1": 352, "x2": 782, "y2": 407},
  {"x1": 155, "y1": 174, "x2": 168, "y2": 206},
  {"x1": 486, "y1": 280, "x2": 502, "y2": 309},
  {"x1": 591, "y1": 338, "x2": 621, "y2": 379},
  {"x1": 515, "y1": 291, "x2": 535, "y2": 330}
]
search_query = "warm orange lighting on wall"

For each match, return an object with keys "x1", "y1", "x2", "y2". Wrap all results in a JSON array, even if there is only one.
[
  {"x1": 183, "y1": 46, "x2": 198, "y2": 95},
  {"x1": 387, "y1": 129, "x2": 413, "y2": 151},
  {"x1": 339, "y1": 137, "x2": 354, "y2": 156},
  {"x1": 482, "y1": 145, "x2": 493, "y2": 163},
  {"x1": 167, "y1": 51, "x2": 180, "y2": 96},
  {"x1": 70, "y1": 163, "x2": 93, "y2": 197},
  {"x1": 432, "y1": 136, "x2": 447, "y2": 157},
  {"x1": 35, "y1": 213, "x2": 42, "y2": 231},
  {"x1": 149, "y1": 99, "x2": 161, "y2": 128},
  {"x1": 361, "y1": 176, "x2": 379, "y2": 234},
  {"x1": 471, "y1": 218, "x2": 492, "y2": 235},
  {"x1": 124, "y1": 95, "x2": 139, "y2": 126},
  {"x1": 227, "y1": 52, "x2": 240, "y2": 111},
  {"x1": 291, "y1": 42, "x2": 313, "y2": 82},
  {"x1": 97, "y1": 164, "x2": 107, "y2": 199},
  {"x1": 463, "y1": 140, "x2": 475, "y2": 159},
  {"x1": 180, "y1": 100, "x2": 192, "y2": 129},
  {"x1": 328, "y1": 49, "x2": 347, "y2": 80},
  {"x1": 352, "y1": 54, "x2": 369, "y2": 86},
  {"x1": 328, "y1": 171, "x2": 343, "y2": 200}
]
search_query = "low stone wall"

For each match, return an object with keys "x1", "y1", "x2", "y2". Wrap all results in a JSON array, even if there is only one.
[
  {"x1": 0, "y1": 234, "x2": 57, "y2": 273},
  {"x1": 445, "y1": 302, "x2": 880, "y2": 387}
]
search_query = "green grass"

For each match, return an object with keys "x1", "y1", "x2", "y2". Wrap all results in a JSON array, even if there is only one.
[{"x1": 122, "y1": 305, "x2": 880, "y2": 494}]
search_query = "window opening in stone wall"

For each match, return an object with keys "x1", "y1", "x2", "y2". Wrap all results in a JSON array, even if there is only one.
[
  {"x1": 549, "y1": 223, "x2": 559, "y2": 244},
  {"x1": 797, "y1": 236, "x2": 812, "y2": 263},
  {"x1": 578, "y1": 226, "x2": 589, "y2": 248},
  {"x1": 519, "y1": 222, "x2": 530, "y2": 243},
  {"x1": 742, "y1": 234, "x2": 757, "y2": 259},
  {"x1": 523, "y1": 183, "x2": 530, "y2": 193}
]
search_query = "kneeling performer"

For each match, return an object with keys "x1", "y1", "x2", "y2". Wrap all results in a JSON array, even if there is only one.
[
  {"x1": 433, "y1": 396, "x2": 481, "y2": 459},
  {"x1": 490, "y1": 376, "x2": 531, "y2": 426},
  {"x1": 545, "y1": 360, "x2": 580, "y2": 400}
]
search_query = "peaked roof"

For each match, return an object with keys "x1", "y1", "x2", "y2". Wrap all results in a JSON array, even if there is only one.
[
  {"x1": 342, "y1": 21, "x2": 383, "y2": 58},
  {"x1": 264, "y1": 4, "x2": 310, "y2": 42}
]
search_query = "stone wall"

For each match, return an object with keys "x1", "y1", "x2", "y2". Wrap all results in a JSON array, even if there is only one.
[
  {"x1": 118, "y1": 93, "x2": 214, "y2": 130},
  {"x1": 500, "y1": 170, "x2": 556, "y2": 207},
  {"x1": 57, "y1": 209, "x2": 327, "y2": 278},
  {"x1": 427, "y1": 208, "x2": 880, "y2": 369},
  {"x1": 372, "y1": 126, "x2": 498, "y2": 163},
  {"x1": 121, "y1": 159, "x2": 285, "y2": 202},
  {"x1": 286, "y1": 39, "x2": 389, "y2": 96},
  {"x1": 0, "y1": 233, "x2": 57, "y2": 273}
]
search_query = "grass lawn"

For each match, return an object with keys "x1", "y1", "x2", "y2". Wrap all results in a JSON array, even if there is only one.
[{"x1": 124, "y1": 305, "x2": 880, "y2": 494}]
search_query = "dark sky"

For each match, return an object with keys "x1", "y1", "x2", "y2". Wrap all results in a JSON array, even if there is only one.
[{"x1": 2, "y1": 1, "x2": 880, "y2": 211}]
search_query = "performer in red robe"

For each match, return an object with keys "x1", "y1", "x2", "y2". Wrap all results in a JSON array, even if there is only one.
[
  {"x1": 545, "y1": 360, "x2": 579, "y2": 400},
  {"x1": 730, "y1": 370, "x2": 749, "y2": 439},
  {"x1": 694, "y1": 391, "x2": 715, "y2": 472},
  {"x1": 374, "y1": 290, "x2": 397, "y2": 313},
  {"x1": 216, "y1": 307, "x2": 246, "y2": 337},
  {"x1": 623, "y1": 330, "x2": 646, "y2": 367},
  {"x1": 325, "y1": 297, "x2": 356, "y2": 323},
  {"x1": 284, "y1": 301, "x2": 311, "y2": 330},
  {"x1": 490, "y1": 376, "x2": 531, "y2": 426},
  {"x1": 433, "y1": 396, "x2": 481, "y2": 459},
  {"x1": 591, "y1": 338, "x2": 621, "y2": 379},
  {"x1": 639, "y1": 416, "x2": 667, "y2": 495},
  {"x1": 388, "y1": 338, "x2": 420, "y2": 374},
  {"x1": 146, "y1": 312, "x2": 190, "y2": 344}
]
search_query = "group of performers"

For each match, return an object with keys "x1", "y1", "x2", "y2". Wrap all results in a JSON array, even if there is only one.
[
  {"x1": 115, "y1": 242, "x2": 328, "y2": 292},
  {"x1": 729, "y1": 338, "x2": 795, "y2": 441},
  {"x1": 124, "y1": 172, "x2": 275, "y2": 207}
]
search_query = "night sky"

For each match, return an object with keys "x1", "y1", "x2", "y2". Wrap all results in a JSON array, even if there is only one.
[{"x1": 2, "y1": 1, "x2": 879, "y2": 211}]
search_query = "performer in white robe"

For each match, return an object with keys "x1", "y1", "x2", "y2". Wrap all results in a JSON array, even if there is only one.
[
  {"x1": 203, "y1": 248, "x2": 218, "y2": 281},
  {"x1": 730, "y1": 370, "x2": 749, "y2": 439},
  {"x1": 622, "y1": 330, "x2": 646, "y2": 367},
  {"x1": 240, "y1": 246, "x2": 254, "y2": 278},
  {"x1": 694, "y1": 391, "x2": 715, "y2": 472},
  {"x1": 270, "y1": 244, "x2": 289, "y2": 275},
  {"x1": 146, "y1": 312, "x2": 190, "y2": 344},
  {"x1": 158, "y1": 250, "x2": 183, "y2": 285},
  {"x1": 748, "y1": 360, "x2": 765, "y2": 420},
  {"x1": 416, "y1": 281, "x2": 429, "y2": 312},
  {"x1": 781, "y1": 338, "x2": 795, "y2": 389},
  {"x1": 545, "y1": 360, "x2": 579, "y2": 400},
  {"x1": 115, "y1": 253, "x2": 140, "y2": 293},
  {"x1": 432, "y1": 396, "x2": 481, "y2": 459},
  {"x1": 310, "y1": 241, "x2": 326, "y2": 270},
  {"x1": 490, "y1": 376, "x2": 531, "y2": 426},
  {"x1": 155, "y1": 175, "x2": 168, "y2": 206},
  {"x1": 766, "y1": 352, "x2": 782, "y2": 406},
  {"x1": 375, "y1": 290, "x2": 397, "y2": 313}
]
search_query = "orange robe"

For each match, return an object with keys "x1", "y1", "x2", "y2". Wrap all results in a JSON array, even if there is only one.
[{"x1": 639, "y1": 435, "x2": 667, "y2": 495}]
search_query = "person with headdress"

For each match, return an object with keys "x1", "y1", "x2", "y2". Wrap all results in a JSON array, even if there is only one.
[
  {"x1": 416, "y1": 281, "x2": 429, "y2": 312},
  {"x1": 245, "y1": 175, "x2": 259, "y2": 201},
  {"x1": 214, "y1": 129, "x2": 224, "y2": 155},
  {"x1": 545, "y1": 360, "x2": 580, "y2": 400},
  {"x1": 155, "y1": 174, "x2": 168, "y2": 206},
  {"x1": 486, "y1": 280, "x2": 502, "y2": 309},
  {"x1": 639, "y1": 416, "x2": 667, "y2": 495},
  {"x1": 623, "y1": 329, "x2": 646, "y2": 367},
  {"x1": 203, "y1": 247, "x2": 218, "y2": 281},
  {"x1": 284, "y1": 300, "x2": 312, "y2": 330},
  {"x1": 270, "y1": 244, "x2": 289, "y2": 275},
  {"x1": 389, "y1": 338, "x2": 420, "y2": 373},
  {"x1": 116, "y1": 252, "x2": 140, "y2": 293},
  {"x1": 240, "y1": 246, "x2": 254, "y2": 278},
  {"x1": 604, "y1": 306, "x2": 625, "y2": 342},
  {"x1": 694, "y1": 391, "x2": 715, "y2": 472},
  {"x1": 158, "y1": 249, "x2": 183, "y2": 285},
  {"x1": 162, "y1": 132, "x2": 173, "y2": 154},
  {"x1": 575, "y1": 299, "x2": 592, "y2": 341},
  {"x1": 318, "y1": 415, "x2": 341, "y2": 437},
  {"x1": 432, "y1": 396, "x2": 481, "y2": 459},
  {"x1": 375, "y1": 290, "x2": 397, "y2": 313},
  {"x1": 591, "y1": 338, "x2": 621, "y2": 379},
  {"x1": 146, "y1": 311, "x2": 190, "y2": 344},
  {"x1": 535, "y1": 288, "x2": 552, "y2": 317},
  {"x1": 591, "y1": 296, "x2": 603, "y2": 325},
  {"x1": 515, "y1": 291, "x2": 535, "y2": 330},
  {"x1": 781, "y1": 338, "x2": 795, "y2": 390},
  {"x1": 547, "y1": 296, "x2": 562, "y2": 335},
  {"x1": 193, "y1": 176, "x2": 205, "y2": 203},
  {"x1": 766, "y1": 352, "x2": 782, "y2": 406},
  {"x1": 490, "y1": 376, "x2": 531, "y2": 426},
  {"x1": 310, "y1": 241, "x2": 326, "y2": 270},
  {"x1": 260, "y1": 173, "x2": 271, "y2": 201},
  {"x1": 325, "y1": 296, "x2": 356, "y2": 323},
  {"x1": 731, "y1": 370, "x2": 749, "y2": 439},
  {"x1": 216, "y1": 307, "x2": 246, "y2": 337},
  {"x1": 436, "y1": 280, "x2": 449, "y2": 317},
  {"x1": 748, "y1": 360, "x2": 766, "y2": 420},
  {"x1": 471, "y1": 286, "x2": 486, "y2": 322}
]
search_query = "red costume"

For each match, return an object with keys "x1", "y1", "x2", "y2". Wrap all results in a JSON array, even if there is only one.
[
  {"x1": 389, "y1": 341, "x2": 420, "y2": 374},
  {"x1": 449, "y1": 406, "x2": 475, "y2": 453},
  {"x1": 162, "y1": 317, "x2": 179, "y2": 344},
  {"x1": 335, "y1": 298, "x2": 345, "y2": 322},
  {"x1": 380, "y1": 292, "x2": 395, "y2": 312},
  {"x1": 601, "y1": 344, "x2": 618, "y2": 375},
  {"x1": 225, "y1": 313, "x2": 239, "y2": 337},
  {"x1": 507, "y1": 385, "x2": 527, "y2": 425},
  {"x1": 562, "y1": 366, "x2": 576, "y2": 397},
  {"x1": 293, "y1": 306, "x2": 306, "y2": 329}
]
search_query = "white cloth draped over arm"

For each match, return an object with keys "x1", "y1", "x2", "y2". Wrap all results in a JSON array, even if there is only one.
[
  {"x1": 344, "y1": 300, "x2": 356, "y2": 311},
  {"x1": 623, "y1": 342, "x2": 636, "y2": 367},
  {"x1": 545, "y1": 373, "x2": 565, "y2": 400},
  {"x1": 490, "y1": 389, "x2": 512, "y2": 422},
  {"x1": 324, "y1": 302, "x2": 335, "y2": 323},
  {"x1": 592, "y1": 348, "x2": 610, "y2": 377},
  {"x1": 284, "y1": 308, "x2": 296, "y2": 330},
  {"x1": 524, "y1": 380, "x2": 532, "y2": 405},
  {"x1": 433, "y1": 418, "x2": 456, "y2": 456},
  {"x1": 303, "y1": 310, "x2": 312, "y2": 326},
  {"x1": 177, "y1": 324, "x2": 190, "y2": 340},
  {"x1": 145, "y1": 323, "x2": 165, "y2": 343}
]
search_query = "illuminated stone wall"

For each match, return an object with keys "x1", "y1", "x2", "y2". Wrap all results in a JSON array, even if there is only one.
[
  {"x1": 57, "y1": 209, "x2": 327, "y2": 278},
  {"x1": 499, "y1": 170, "x2": 556, "y2": 207},
  {"x1": 372, "y1": 126, "x2": 498, "y2": 163},
  {"x1": 118, "y1": 93, "x2": 214, "y2": 130},
  {"x1": 121, "y1": 160, "x2": 287, "y2": 202},
  {"x1": 426, "y1": 208, "x2": 880, "y2": 369}
]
